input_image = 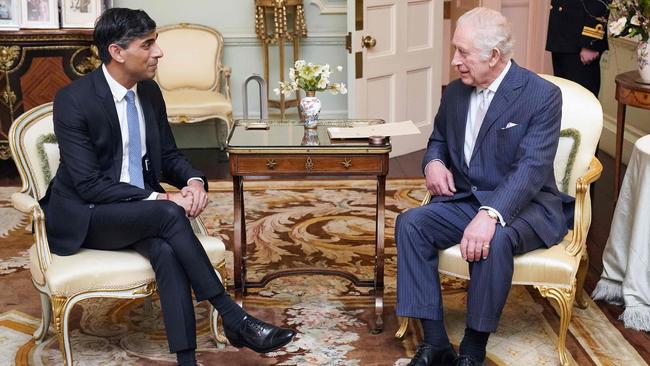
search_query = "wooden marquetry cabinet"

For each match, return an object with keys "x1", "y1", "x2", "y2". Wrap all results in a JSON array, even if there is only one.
[{"x1": 0, "y1": 29, "x2": 100, "y2": 159}]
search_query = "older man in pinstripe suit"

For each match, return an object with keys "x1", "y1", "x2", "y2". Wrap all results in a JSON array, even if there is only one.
[{"x1": 397, "y1": 8, "x2": 573, "y2": 366}]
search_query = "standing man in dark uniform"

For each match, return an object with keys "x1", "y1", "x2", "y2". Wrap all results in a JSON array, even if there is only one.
[{"x1": 546, "y1": 0, "x2": 610, "y2": 96}]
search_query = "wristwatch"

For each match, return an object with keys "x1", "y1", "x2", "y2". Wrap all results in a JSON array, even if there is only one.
[{"x1": 482, "y1": 208, "x2": 499, "y2": 222}]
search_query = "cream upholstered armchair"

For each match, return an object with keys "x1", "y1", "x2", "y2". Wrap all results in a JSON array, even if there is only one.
[
  {"x1": 395, "y1": 75, "x2": 603, "y2": 366},
  {"x1": 154, "y1": 23, "x2": 233, "y2": 140},
  {"x1": 9, "y1": 103, "x2": 228, "y2": 366}
]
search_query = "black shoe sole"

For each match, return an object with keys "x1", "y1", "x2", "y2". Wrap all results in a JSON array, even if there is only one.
[{"x1": 228, "y1": 333, "x2": 296, "y2": 353}]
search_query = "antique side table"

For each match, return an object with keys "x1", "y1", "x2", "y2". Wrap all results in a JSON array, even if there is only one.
[
  {"x1": 614, "y1": 71, "x2": 650, "y2": 198},
  {"x1": 226, "y1": 119, "x2": 391, "y2": 332}
]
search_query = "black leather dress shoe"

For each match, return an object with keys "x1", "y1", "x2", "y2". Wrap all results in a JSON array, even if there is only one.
[
  {"x1": 408, "y1": 344, "x2": 457, "y2": 366},
  {"x1": 224, "y1": 315, "x2": 296, "y2": 353},
  {"x1": 455, "y1": 354, "x2": 482, "y2": 366}
]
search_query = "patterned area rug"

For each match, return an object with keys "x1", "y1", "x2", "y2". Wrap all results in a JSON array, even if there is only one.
[{"x1": 0, "y1": 180, "x2": 646, "y2": 366}]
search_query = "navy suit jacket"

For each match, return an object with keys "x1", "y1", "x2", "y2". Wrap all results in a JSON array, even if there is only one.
[
  {"x1": 41, "y1": 68, "x2": 206, "y2": 255},
  {"x1": 422, "y1": 61, "x2": 573, "y2": 247}
]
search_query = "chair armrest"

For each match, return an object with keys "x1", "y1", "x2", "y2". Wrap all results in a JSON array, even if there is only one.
[
  {"x1": 11, "y1": 192, "x2": 38, "y2": 213},
  {"x1": 220, "y1": 65, "x2": 232, "y2": 101},
  {"x1": 32, "y1": 205, "x2": 53, "y2": 276},
  {"x1": 566, "y1": 156, "x2": 603, "y2": 256},
  {"x1": 190, "y1": 216, "x2": 209, "y2": 236},
  {"x1": 420, "y1": 191, "x2": 432, "y2": 206},
  {"x1": 12, "y1": 192, "x2": 53, "y2": 273}
]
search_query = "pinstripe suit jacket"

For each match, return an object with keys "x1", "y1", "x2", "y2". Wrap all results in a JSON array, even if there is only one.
[{"x1": 422, "y1": 61, "x2": 573, "y2": 247}]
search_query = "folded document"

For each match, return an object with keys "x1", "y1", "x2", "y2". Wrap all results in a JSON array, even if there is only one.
[{"x1": 327, "y1": 120, "x2": 420, "y2": 139}]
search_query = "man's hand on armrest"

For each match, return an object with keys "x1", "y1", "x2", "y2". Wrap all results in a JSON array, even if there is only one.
[{"x1": 424, "y1": 160, "x2": 456, "y2": 197}]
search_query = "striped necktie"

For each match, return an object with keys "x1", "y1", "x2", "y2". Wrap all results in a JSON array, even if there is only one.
[{"x1": 125, "y1": 90, "x2": 144, "y2": 188}]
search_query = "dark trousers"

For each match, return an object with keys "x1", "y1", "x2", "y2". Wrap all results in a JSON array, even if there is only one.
[
  {"x1": 395, "y1": 198, "x2": 545, "y2": 332},
  {"x1": 552, "y1": 52, "x2": 601, "y2": 97},
  {"x1": 82, "y1": 200, "x2": 224, "y2": 353}
]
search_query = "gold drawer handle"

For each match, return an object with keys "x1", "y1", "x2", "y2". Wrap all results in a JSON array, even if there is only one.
[
  {"x1": 341, "y1": 158, "x2": 352, "y2": 169},
  {"x1": 266, "y1": 159, "x2": 277, "y2": 169},
  {"x1": 305, "y1": 157, "x2": 314, "y2": 172}
]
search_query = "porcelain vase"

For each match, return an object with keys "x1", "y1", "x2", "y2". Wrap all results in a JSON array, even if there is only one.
[
  {"x1": 299, "y1": 91, "x2": 321, "y2": 129},
  {"x1": 638, "y1": 42, "x2": 650, "y2": 84}
]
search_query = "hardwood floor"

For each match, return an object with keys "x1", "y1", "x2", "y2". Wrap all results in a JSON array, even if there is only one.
[{"x1": 1, "y1": 147, "x2": 648, "y2": 358}]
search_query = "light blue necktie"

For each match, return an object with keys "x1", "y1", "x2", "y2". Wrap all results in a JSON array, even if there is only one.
[{"x1": 125, "y1": 90, "x2": 144, "y2": 188}]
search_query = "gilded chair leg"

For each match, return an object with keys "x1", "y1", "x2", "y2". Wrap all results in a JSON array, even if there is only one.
[
  {"x1": 211, "y1": 265, "x2": 228, "y2": 346},
  {"x1": 395, "y1": 317, "x2": 410, "y2": 339},
  {"x1": 52, "y1": 295, "x2": 73, "y2": 366},
  {"x1": 536, "y1": 285, "x2": 576, "y2": 366},
  {"x1": 34, "y1": 292, "x2": 51, "y2": 342},
  {"x1": 210, "y1": 307, "x2": 227, "y2": 347},
  {"x1": 574, "y1": 252, "x2": 590, "y2": 309},
  {"x1": 226, "y1": 112, "x2": 233, "y2": 132}
]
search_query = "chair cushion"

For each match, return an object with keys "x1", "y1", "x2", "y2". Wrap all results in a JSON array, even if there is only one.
[
  {"x1": 32, "y1": 234, "x2": 226, "y2": 297},
  {"x1": 162, "y1": 89, "x2": 232, "y2": 121},
  {"x1": 439, "y1": 232, "x2": 580, "y2": 288}
]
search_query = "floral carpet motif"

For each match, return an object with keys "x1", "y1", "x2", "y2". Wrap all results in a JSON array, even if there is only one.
[{"x1": 0, "y1": 179, "x2": 646, "y2": 365}]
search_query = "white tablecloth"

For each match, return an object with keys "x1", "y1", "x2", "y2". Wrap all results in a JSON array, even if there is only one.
[{"x1": 592, "y1": 134, "x2": 650, "y2": 331}]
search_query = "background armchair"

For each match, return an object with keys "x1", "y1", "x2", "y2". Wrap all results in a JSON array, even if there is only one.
[
  {"x1": 395, "y1": 75, "x2": 603, "y2": 366},
  {"x1": 9, "y1": 103, "x2": 228, "y2": 366},
  {"x1": 155, "y1": 23, "x2": 233, "y2": 146}
]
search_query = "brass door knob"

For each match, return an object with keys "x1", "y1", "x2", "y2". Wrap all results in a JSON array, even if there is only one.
[{"x1": 362, "y1": 35, "x2": 377, "y2": 49}]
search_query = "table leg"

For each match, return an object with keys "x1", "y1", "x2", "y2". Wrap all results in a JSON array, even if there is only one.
[
  {"x1": 615, "y1": 102, "x2": 626, "y2": 199},
  {"x1": 232, "y1": 175, "x2": 246, "y2": 306},
  {"x1": 371, "y1": 174, "x2": 386, "y2": 334}
]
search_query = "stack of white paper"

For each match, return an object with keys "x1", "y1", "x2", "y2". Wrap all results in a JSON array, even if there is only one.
[{"x1": 327, "y1": 120, "x2": 420, "y2": 139}]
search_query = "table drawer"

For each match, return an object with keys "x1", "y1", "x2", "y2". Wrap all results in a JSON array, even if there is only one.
[{"x1": 231, "y1": 154, "x2": 388, "y2": 175}]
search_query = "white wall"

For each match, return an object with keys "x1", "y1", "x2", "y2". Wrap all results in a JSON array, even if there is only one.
[{"x1": 114, "y1": 0, "x2": 348, "y2": 118}]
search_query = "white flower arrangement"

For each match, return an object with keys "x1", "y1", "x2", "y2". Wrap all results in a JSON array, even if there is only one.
[
  {"x1": 274, "y1": 60, "x2": 348, "y2": 96},
  {"x1": 607, "y1": 0, "x2": 649, "y2": 42}
]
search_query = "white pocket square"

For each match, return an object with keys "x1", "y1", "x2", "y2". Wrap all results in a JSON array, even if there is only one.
[{"x1": 503, "y1": 122, "x2": 519, "y2": 129}]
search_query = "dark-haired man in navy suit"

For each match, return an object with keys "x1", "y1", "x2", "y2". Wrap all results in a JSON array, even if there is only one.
[
  {"x1": 40, "y1": 8, "x2": 294, "y2": 366},
  {"x1": 397, "y1": 7, "x2": 573, "y2": 366}
]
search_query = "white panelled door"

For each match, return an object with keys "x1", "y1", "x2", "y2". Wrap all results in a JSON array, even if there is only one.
[{"x1": 347, "y1": 0, "x2": 443, "y2": 157}]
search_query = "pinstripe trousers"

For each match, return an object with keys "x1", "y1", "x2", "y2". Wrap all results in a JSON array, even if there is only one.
[{"x1": 395, "y1": 197, "x2": 545, "y2": 332}]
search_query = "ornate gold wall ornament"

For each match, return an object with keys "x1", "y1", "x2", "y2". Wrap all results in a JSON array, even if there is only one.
[
  {"x1": 266, "y1": 159, "x2": 278, "y2": 169},
  {"x1": 255, "y1": 0, "x2": 307, "y2": 44},
  {"x1": 72, "y1": 45, "x2": 102, "y2": 75},
  {"x1": 2, "y1": 90, "x2": 16, "y2": 106},
  {"x1": 0, "y1": 143, "x2": 11, "y2": 160},
  {"x1": 0, "y1": 46, "x2": 20, "y2": 112},
  {"x1": 0, "y1": 46, "x2": 20, "y2": 71},
  {"x1": 254, "y1": 0, "x2": 307, "y2": 118},
  {"x1": 305, "y1": 156, "x2": 314, "y2": 172}
]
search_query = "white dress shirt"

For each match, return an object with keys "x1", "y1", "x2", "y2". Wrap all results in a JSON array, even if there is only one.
[
  {"x1": 102, "y1": 65, "x2": 202, "y2": 200},
  {"x1": 102, "y1": 65, "x2": 147, "y2": 185}
]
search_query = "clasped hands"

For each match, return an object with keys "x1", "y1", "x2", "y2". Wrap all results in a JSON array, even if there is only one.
[
  {"x1": 425, "y1": 160, "x2": 496, "y2": 262},
  {"x1": 160, "y1": 180, "x2": 209, "y2": 218}
]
